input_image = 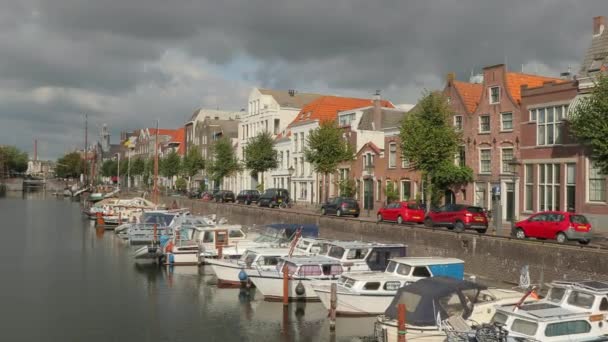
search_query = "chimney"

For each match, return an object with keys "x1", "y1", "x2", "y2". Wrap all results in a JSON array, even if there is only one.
[
  {"x1": 594, "y1": 16, "x2": 605, "y2": 36},
  {"x1": 288, "y1": 89, "x2": 296, "y2": 97},
  {"x1": 372, "y1": 90, "x2": 382, "y2": 131},
  {"x1": 447, "y1": 72, "x2": 456, "y2": 84}
]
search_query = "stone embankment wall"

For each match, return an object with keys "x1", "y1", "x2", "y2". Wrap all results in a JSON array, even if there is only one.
[{"x1": 168, "y1": 197, "x2": 608, "y2": 286}]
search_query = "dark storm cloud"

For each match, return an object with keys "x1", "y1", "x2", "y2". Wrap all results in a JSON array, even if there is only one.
[{"x1": 0, "y1": 0, "x2": 607, "y2": 157}]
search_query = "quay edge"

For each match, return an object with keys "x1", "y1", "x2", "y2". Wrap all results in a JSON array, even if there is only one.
[{"x1": 165, "y1": 196, "x2": 608, "y2": 287}]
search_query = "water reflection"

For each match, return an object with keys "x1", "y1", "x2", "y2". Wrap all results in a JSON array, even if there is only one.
[{"x1": 0, "y1": 196, "x2": 376, "y2": 342}]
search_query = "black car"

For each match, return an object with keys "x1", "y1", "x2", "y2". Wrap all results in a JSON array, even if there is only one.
[
  {"x1": 258, "y1": 188, "x2": 290, "y2": 208},
  {"x1": 321, "y1": 197, "x2": 360, "y2": 217},
  {"x1": 236, "y1": 190, "x2": 261, "y2": 205},
  {"x1": 214, "y1": 190, "x2": 235, "y2": 203}
]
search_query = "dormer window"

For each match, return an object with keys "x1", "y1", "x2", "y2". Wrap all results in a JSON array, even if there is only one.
[
  {"x1": 489, "y1": 87, "x2": 500, "y2": 104},
  {"x1": 589, "y1": 59, "x2": 604, "y2": 72}
]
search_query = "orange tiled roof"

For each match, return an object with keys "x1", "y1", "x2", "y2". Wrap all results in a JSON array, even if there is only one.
[
  {"x1": 288, "y1": 96, "x2": 394, "y2": 128},
  {"x1": 452, "y1": 81, "x2": 482, "y2": 113},
  {"x1": 149, "y1": 127, "x2": 186, "y2": 155},
  {"x1": 505, "y1": 72, "x2": 565, "y2": 103}
]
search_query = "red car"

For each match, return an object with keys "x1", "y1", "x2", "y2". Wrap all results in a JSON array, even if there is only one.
[
  {"x1": 513, "y1": 211, "x2": 592, "y2": 244},
  {"x1": 424, "y1": 204, "x2": 488, "y2": 233},
  {"x1": 377, "y1": 201, "x2": 425, "y2": 224}
]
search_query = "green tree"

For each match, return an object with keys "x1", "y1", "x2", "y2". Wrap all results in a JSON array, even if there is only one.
[
  {"x1": 243, "y1": 132, "x2": 278, "y2": 191},
  {"x1": 385, "y1": 182, "x2": 400, "y2": 204},
  {"x1": 570, "y1": 75, "x2": 608, "y2": 174},
  {"x1": 0, "y1": 146, "x2": 28, "y2": 175},
  {"x1": 160, "y1": 151, "x2": 181, "y2": 188},
  {"x1": 207, "y1": 137, "x2": 241, "y2": 188},
  {"x1": 181, "y1": 146, "x2": 205, "y2": 190},
  {"x1": 131, "y1": 157, "x2": 145, "y2": 176},
  {"x1": 304, "y1": 120, "x2": 354, "y2": 202},
  {"x1": 100, "y1": 160, "x2": 117, "y2": 177},
  {"x1": 56, "y1": 152, "x2": 83, "y2": 178},
  {"x1": 143, "y1": 157, "x2": 154, "y2": 187},
  {"x1": 337, "y1": 178, "x2": 356, "y2": 197},
  {"x1": 400, "y1": 91, "x2": 473, "y2": 209},
  {"x1": 175, "y1": 178, "x2": 187, "y2": 192}
]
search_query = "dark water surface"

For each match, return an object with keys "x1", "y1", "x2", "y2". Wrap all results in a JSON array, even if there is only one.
[{"x1": 0, "y1": 194, "x2": 375, "y2": 342}]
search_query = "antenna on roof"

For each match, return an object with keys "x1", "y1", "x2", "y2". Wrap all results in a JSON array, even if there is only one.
[
  {"x1": 288, "y1": 89, "x2": 296, "y2": 97},
  {"x1": 521, "y1": 64, "x2": 524, "y2": 73}
]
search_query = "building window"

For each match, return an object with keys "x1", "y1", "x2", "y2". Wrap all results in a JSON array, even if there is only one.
[
  {"x1": 480, "y1": 149, "x2": 491, "y2": 174},
  {"x1": 501, "y1": 112, "x2": 513, "y2": 131},
  {"x1": 401, "y1": 180, "x2": 412, "y2": 201},
  {"x1": 539, "y1": 164, "x2": 560, "y2": 211},
  {"x1": 294, "y1": 134, "x2": 298, "y2": 152},
  {"x1": 479, "y1": 115, "x2": 490, "y2": 133},
  {"x1": 456, "y1": 146, "x2": 466, "y2": 167},
  {"x1": 388, "y1": 143, "x2": 397, "y2": 168},
  {"x1": 300, "y1": 132, "x2": 305, "y2": 152},
  {"x1": 339, "y1": 113, "x2": 356, "y2": 127},
  {"x1": 525, "y1": 164, "x2": 534, "y2": 212},
  {"x1": 279, "y1": 151, "x2": 284, "y2": 169},
  {"x1": 286, "y1": 151, "x2": 290, "y2": 168},
  {"x1": 300, "y1": 157, "x2": 304, "y2": 176},
  {"x1": 299, "y1": 181, "x2": 307, "y2": 200},
  {"x1": 475, "y1": 183, "x2": 487, "y2": 208},
  {"x1": 589, "y1": 161, "x2": 606, "y2": 202},
  {"x1": 401, "y1": 155, "x2": 410, "y2": 168},
  {"x1": 567, "y1": 163, "x2": 576, "y2": 211},
  {"x1": 501, "y1": 148, "x2": 514, "y2": 174},
  {"x1": 537, "y1": 105, "x2": 567, "y2": 146},
  {"x1": 454, "y1": 115, "x2": 463, "y2": 130},
  {"x1": 376, "y1": 179, "x2": 382, "y2": 200},
  {"x1": 294, "y1": 158, "x2": 298, "y2": 177},
  {"x1": 274, "y1": 119, "x2": 280, "y2": 135},
  {"x1": 364, "y1": 153, "x2": 374, "y2": 168},
  {"x1": 489, "y1": 87, "x2": 500, "y2": 104}
]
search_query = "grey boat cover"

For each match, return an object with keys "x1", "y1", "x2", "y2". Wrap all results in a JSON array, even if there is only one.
[{"x1": 384, "y1": 277, "x2": 487, "y2": 326}]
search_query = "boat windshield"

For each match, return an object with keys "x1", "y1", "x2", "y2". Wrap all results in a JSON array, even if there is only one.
[
  {"x1": 567, "y1": 291, "x2": 595, "y2": 309},
  {"x1": 546, "y1": 286, "x2": 567, "y2": 303},
  {"x1": 258, "y1": 256, "x2": 280, "y2": 266},
  {"x1": 385, "y1": 261, "x2": 398, "y2": 273},
  {"x1": 511, "y1": 319, "x2": 538, "y2": 337},
  {"x1": 296, "y1": 240, "x2": 311, "y2": 251},
  {"x1": 343, "y1": 278, "x2": 356, "y2": 289},
  {"x1": 396, "y1": 263, "x2": 412, "y2": 276},
  {"x1": 240, "y1": 251, "x2": 257, "y2": 265},
  {"x1": 491, "y1": 312, "x2": 508, "y2": 325},
  {"x1": 328, "y1": 246, "x2": 345, "y2": 259}
]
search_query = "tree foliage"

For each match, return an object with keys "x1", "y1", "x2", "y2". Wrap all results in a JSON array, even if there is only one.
[
  {"x1": 100, "y1": 160, "x2": 117, "y2": 177},
  {"x1": 243, "y1": 132, "x2": 278, "y2": 176},
  {"x1": 175, "y1": 178, "x2": 187, "y2": 191},
  {"x1": 337, "y1": 178, "x2": 356, "y2": 197},
  {"x1": 0, "y1": 145, "x2": 28, "y2": 175},
  {"x1": 385, "y1": 182, "x2": 400, "y2": 203},
  {"x1": 400, "y1": 91, "x2": 473, "y2": 207},
  {"x1": 304, "y1": 120, "x2": 354, "y2": 175},
  {"x1": 143, "y1": 158, "x2": 155, "y2": 186},
  {"x1": 130, "y1": 157, "x2": 145, "y2": 176},
  {"x1": 207, "y1": 137, "x2": 241, "y2": 185},
  {"x1": 56, "y1": 152, "x2": 83, "y2": 178},
  {"x1": 181, "y1": 146, "x2": 205, "y2": 177},
  {"x1": 160, "y1": 150, "x2": 181, "y2": 178},
  {"x1": 570, "y1": 75, "x2": 608, "y2": 174}
]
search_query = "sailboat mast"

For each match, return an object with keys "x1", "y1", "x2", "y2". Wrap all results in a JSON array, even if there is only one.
[
  {"x1": 153, "y1": 120, "x2": 159, "y2": 203},
  {"x1": 84, "y1": 114, "x2": 88, "y2": 187}
]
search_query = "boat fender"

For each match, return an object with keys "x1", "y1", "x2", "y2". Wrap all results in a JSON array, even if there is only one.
[
  {"x1": 238, "y1": 269, "x2": 248, "y2": 281},
  {"x1": 169, "y1": 254, "x2": 175, "y2": 265},
  {"x1": 295, "y1": 281, "x2": 305, "y2": 296}
]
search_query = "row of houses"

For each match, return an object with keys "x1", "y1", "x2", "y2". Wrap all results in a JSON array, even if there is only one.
[{"x1": 102, "y1": 16, "x2": 607, "y2": 230}]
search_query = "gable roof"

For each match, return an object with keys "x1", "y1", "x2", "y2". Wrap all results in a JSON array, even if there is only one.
[
  {"x1": 505, "y1": 72, "x2": 565, "y2": 103},
  {"x1": 288, "y1": 96, "x2": 394, "y2": 128},
  {"x1": 357, "y1": 141, "x2": 383, "y2": 156},
  {"x1": 258, "y1": 88, "x2": 325, "y2": 109},
  {"x1": 452, "y1": 80, "x2": 483, "y2": 113},
  {"x1": 357, "y1": 107, "x2": 407, "y2": 130},
  {"x1": 579, "y1": 22, "x2": 608, "y2": 78}
]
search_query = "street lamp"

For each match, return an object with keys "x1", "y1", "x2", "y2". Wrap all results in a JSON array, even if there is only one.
[{"x1": 509, "y1": 157, "x2": 521, "y2": 230}]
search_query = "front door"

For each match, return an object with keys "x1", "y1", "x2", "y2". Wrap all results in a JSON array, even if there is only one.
[
  {"x1": 444, "y1": 190, "x2": 455, "y2": 205},
  {"x1": 364, "y1": 179, "x2": 374, "y2": 210},
  {"x1": 506, "y1": 183, "x2": 515, "y2": 222}
]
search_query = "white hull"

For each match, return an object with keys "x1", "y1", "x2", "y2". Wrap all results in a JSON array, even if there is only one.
[
  {"x1": 133, "y1": 245, "x2": 163, "y2": 261},
  {"x1": 314, "y1": 285, "x2": 393, "y2": 316},
  {"x1": 166, "y1": 249, "x2": 200, "y2": 266},
  {"x1": 207, "y1": 260, "x2": 245, "y2": 285},
  {"x1": 376, "y1": 322, "x2": 447, "y2": 342},
  {"x1": 248, "y1": 275, "x2": 319, "y2": 301}
]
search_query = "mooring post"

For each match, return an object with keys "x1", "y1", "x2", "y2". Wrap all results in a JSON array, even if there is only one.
[
  {"x1": 283, "y1": 264, "x2": 289, "y2": 306},
  {"x1": 96, "y1": 212, "x2": 104, "y2": 227},
  {"x1": 398, "y1": 303, "x2": 407, "y2": 342},
  {"x1": 218, "y1": 245, "x2": 223, "y2": 259},
  {"x1": 118, "y1": 212, "x2": 122, "y2": 225},
  {"x1": 329, "y1": 282, "x2": 337, "y2": 331}
]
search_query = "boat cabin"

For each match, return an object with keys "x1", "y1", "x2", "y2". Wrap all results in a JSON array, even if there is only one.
[
  {"x1": 321, "y1": 241, "x2": 407, "y2": 272},
  {"x1": 491, "y1": 304, "x2": 608, "y2": 341},
  {"x1": 337, "y1": 257, "x2": 465, "y2": 295},
  {"x1": 293, "y1": 238, "x2": 330, "y2": 255},
  {"x1": 240, "y1": 248, "x2": 292, "y2": 268},
  {"x1": 278, "y1": 255, "x2": 344, "y2": 280},
  {"x1": 194, "y1": 225, "x2": 248, "y2": 256},
  {"x1": 543, "y1": 280, "x2": 608, "y2": 315}
]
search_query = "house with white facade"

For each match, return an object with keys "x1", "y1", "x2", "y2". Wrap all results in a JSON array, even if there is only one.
[
  {"x1": 236, "y1": 88, "x2": 324, "y2": 192},
  {"x1": 272, "y1": 95, "x2": 394, "y2": 205}
]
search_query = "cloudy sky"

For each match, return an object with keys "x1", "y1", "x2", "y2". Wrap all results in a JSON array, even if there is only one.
[{"x1": 0, "y1": 0, "x2": 606, "y2": 158}]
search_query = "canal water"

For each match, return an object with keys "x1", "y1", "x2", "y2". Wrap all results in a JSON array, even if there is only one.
[{"x1": 1, "y1": 194, "x2": 375, "y2": 342}]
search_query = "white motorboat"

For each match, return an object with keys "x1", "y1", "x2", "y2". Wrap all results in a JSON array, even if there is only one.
[
  {"x1": 312, "y1": 257, "x2": 465, "y2": 316},
  {"x1": 247, "y1": 255, "x2": 344, "y2": 301},
  {"x1": 374, "y1": 277, "x2": 534, "y2": 342},
  {"x1": 204, "y1": 238, "x2": 328, "y2": 285},
  {"x1": 165, "y1": 226, "x2": 201, "y2": 266}
]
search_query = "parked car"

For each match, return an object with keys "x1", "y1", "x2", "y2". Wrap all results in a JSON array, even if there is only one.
[
  {"x1": 214, "y1": 190, "x2": 235, "y2": 203},
  {"x1": 200, "y1": 192, "x2": 214, "y2": 201},
  {"x1": 257, "y1": 188, "x2": 290, "y2": 208},
  {"x1": 424, "y1": 204, "x2": 488, "y2": 233},
  {"x1": 236, "y1": 190, "x2": 261, "y2": 205},
  {"x1": 320, "y1": 197, "x2": 360, "y2": 217},
  {"x1": 512, "y1": 211, "x2": 592, "y2": 244},
  {"x1": 377, "y1": 201, "x2": 425, "y2": 224}
]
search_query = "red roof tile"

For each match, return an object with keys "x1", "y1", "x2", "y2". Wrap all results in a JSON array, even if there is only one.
[
  {"x1": 149, "y1": 127, "x2": 186, "y2": 155},
  {"x1": 452, "y1": 81, "x2": 482, "y2": 113},
  {"x1": 505, "y1": 72, "x2": 565, "y2": 103},
  {"x1": 288, "y1": 96, "x2": 394, "y2": 128}
]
